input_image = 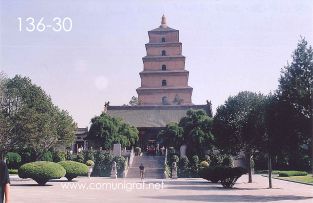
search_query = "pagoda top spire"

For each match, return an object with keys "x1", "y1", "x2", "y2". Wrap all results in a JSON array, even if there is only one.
[{"x1": 160, "y1": 14, "x2": 167, "y2": 28}]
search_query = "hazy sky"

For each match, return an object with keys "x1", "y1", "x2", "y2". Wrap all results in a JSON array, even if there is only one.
[{"x1": 1, "y1": 0, "x2": 312, "y2": 127}]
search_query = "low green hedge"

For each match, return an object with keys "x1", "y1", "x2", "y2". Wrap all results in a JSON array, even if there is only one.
[
  {"x1": 58, "y1": 161, "x2": 88, "y2": 181},
  {"x1": 18, "y1": 161, "x2": 66, "y2": 185},
  {"x1": 8, "y1": 169, "x2": 18, "y2": 174},
  {"x1": 278, "y1": 171, "x2": 308, "y2": 177}
]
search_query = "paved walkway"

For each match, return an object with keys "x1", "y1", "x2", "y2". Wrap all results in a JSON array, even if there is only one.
[{"x1": 10, "y1": 175, "x2": 313, "y2": 203}]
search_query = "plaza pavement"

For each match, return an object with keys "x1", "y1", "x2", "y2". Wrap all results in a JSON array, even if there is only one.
[{"x1": 10, "y1": 175, "x2": 313, "y2": 203}]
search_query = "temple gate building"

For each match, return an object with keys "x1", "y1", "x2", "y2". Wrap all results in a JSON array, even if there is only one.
[{"x1": 106, "y1": 15, "x2": 210, "y2": 149}]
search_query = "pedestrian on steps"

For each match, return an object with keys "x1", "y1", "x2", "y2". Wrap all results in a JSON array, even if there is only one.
[{"x1": 139, "y1": 163, "x2": 144, "y2": 180}]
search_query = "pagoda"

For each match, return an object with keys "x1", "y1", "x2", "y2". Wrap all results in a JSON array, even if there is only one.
[
  {"x1": 136, "y1": 15, "x2": 193, "y2": 105},
  {"x1": 106, "y1": 15, "x2": 210, "y2": 148}
]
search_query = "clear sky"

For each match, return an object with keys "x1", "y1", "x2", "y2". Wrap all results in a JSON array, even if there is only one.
[{"x1": 1, "y1": 0, "x2": 312, "y2": 127}]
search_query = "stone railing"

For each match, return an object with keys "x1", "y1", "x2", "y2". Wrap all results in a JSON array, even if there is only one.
[
  {"x1": 122, "y1": 147, "x2": 134, "y2": 178},
  {"x1": 128, "y1": 147, "x2": 135, "y2": 167},
  {"x1": 163, "y1": 148, "x2": 169, "y2": 179}
]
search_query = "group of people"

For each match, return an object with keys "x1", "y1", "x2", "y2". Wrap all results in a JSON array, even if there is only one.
[{"x1": 0, "y1": 160, "x2": 10, "y2": 203}]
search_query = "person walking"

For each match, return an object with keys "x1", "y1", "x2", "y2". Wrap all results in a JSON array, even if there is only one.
[
  {"x1": 139, "y1": 163, "x2": 145, "y2": 180},
  {"x1": 0, "y1": 160, "x2": 10, "y2": 203}
]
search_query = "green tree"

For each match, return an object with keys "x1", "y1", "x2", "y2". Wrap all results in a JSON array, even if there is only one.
[
  {"x1": 158, "y1": 122, "x2": 183, "y2": 149},
  {"x1": 272, "y1": 38, "x2": 313, "y2": 171},
  {"x1": 179, "y1": 109, "x2": 214, "y2": 157},
  {"x1": 213, "y1": 91, "x2": 266, "y2": 183},
  {"x1": 55, "y1": 109, "x2": 77, "y2": 149},
  {"x1": 0, "y1": 75, "x2": 76, "y2": 160},
  {"x1": 87, "y1": 113, "x2": 139, "y2": 149}
]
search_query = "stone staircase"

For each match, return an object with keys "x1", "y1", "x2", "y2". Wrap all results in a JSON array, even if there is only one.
[{"x1": 126, "y1": 155, "x2": 164, "y2": 179}]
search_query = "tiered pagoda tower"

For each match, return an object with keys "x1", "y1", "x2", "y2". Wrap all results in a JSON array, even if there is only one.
[{"x1": 136, "y1": 15, "x2": 193, "y2": 105}]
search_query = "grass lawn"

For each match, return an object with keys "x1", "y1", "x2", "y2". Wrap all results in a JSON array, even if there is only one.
[{"x1": 277, "y1": 175, "x2": 313, "y2": 185}]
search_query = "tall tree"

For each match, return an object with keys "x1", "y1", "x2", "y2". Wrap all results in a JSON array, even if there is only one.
[
  {"x1": 179, "y1": 109, "x2": 214, "y2": 157},
  {"x1": 276, "y1": 38, "x2": 313, "y2": 171},
  {"x1": 213, "y1": 91, "x2": 266, "y2": 183},
  {"x1": 0, "y1": 75, "x2": 76, "y2": 160},
  {"x1": 158, "y1": 122, "x2": 184, "y2": 149}
]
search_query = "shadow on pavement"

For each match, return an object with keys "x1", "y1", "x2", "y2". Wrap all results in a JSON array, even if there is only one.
[
  {"x1": 166, "y1": 185, "x2": 270, "y2": 191},
  {"x1": 11, "y1": 183, "x2": 53, "y2": 187},
  {"x1": 49, "y1": 179, "x2": 78, "y2": 183},
  {"x1": 143, "y1": 194, "x2": 313, "y2": 202}
]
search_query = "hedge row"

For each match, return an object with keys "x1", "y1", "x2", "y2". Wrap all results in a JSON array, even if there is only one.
[{"x1": 278, "y1": 171, "x2": 308, "y2": 177}]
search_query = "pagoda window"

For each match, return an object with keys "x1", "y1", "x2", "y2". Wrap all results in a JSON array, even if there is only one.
[
  {"x1": 161, "y1": 37, "x2": 166, "y2": 42},
  {"x1": 161, "y1": 50, "x2": 166, "y2": 56},
  {"x1": 162, "y1": 80, "x2": 167, "y2": 86},
  {"x1": 162, "y1": 65, "x2": 167, "y2": 71}
]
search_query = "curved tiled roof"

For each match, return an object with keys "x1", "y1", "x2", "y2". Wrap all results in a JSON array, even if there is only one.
[{"x1": 107, "y1": 105, "x2": 209, "y2": 128}]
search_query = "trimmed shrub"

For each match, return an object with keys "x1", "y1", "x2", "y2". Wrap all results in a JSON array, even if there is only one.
[
  {"x1": 83, "y1": 150, "x2": 95, "y2": 162},
  {"x1": 191, "y1": 155, "x2": 199, "y2": 165},
  {"x1": 75, "y1": 153, "x2": 85, "y2": 163},
  {"x1": 94, "y1": 151, "x2": 113, "y2": 177},
  {"x1": 278, "y1": 171, "x2": 308, "y2": 177},
  {"x1": 199, "y1": 166, "x2": 224, "y2": 183},
  {"x1": 58, "y1": 161, "x2": 88, "y2": 181},
  {"x1": 199, "y1": 161, "x2": 209, "y2": 168},
  {"x1": 53, "y1": 151, "x2": 66, "y2": 162},
  {"x1": 41, "y1": 151, "x2": 53, "y2": 162},
  {"x1": 222, "y1": 156, "x2": 234, "y2": 167},
  {"x1": 209, "y1": 154, "x2": 222, "y2": 167},
  {"x1": 6, "y1": 152, "x2": 22, "y2": 169},
  {"x1": 190, "y1": 155, "x2": 200, "y2": 176},
  {"x1": 86, "y1": 160, "x2": 95, "y2": 167},
  {"x1": 178, "y1": 157, "x2": 190, "y2": 177},
  {"x1": 113, "y1": 156, "x2": 126, "y2": 177},
  {"x1": 220, "y1": 167, "x2": 246, "y2": 188},
  {"x1": 18, "y1": 161, "x2": 66, "y2": 185},
  {"x1": 200, "y1": 166, "x2": 246, "y2": 187},
  {"x1": 66, "y1": 152, "x2": 75, "y2": 161}
]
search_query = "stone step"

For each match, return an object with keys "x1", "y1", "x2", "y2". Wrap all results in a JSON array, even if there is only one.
[
  {"x1": 127, "y1": 168, "x2": 164, "y2": 179},
  {"x1": 126, "y1": 155, "x2": 165, "y2": 179}
]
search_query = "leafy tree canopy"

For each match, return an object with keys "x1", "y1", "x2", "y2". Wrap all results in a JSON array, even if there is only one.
[
  {"x1": 0, "y1": 75, "x2": 76, "y2": 160},
  {"x1": 87, "y1": 113, "x2": 139, "y2": 149}
]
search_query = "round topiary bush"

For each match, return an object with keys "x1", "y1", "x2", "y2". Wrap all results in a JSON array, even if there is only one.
[
  {"x1": 86, "y1": 160, "x2": 95, "y2": 167},
  {"x1": 58, "y1": 161, "x2": 88, "y2": 181},
  {"x1": 18, "y1": 161, "x2": 66, "y2": 185}
]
